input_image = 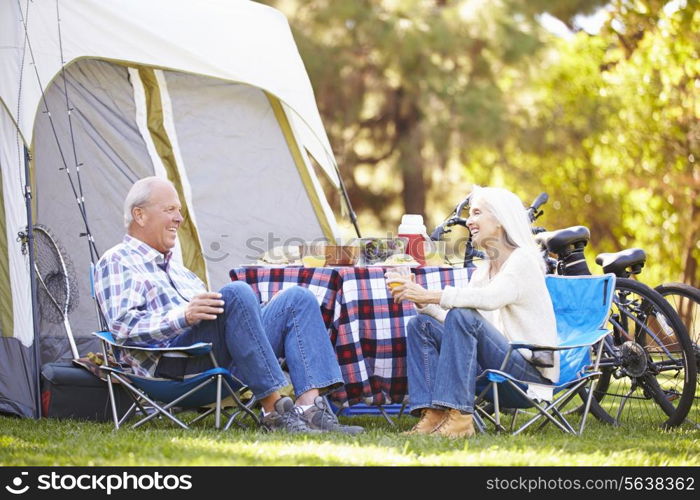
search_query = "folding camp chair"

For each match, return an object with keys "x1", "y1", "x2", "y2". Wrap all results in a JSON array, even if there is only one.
[
  {"x1": 92, "y1": 331, "x2": 261, "y2": 430},
  {"x1": 88, "y1": 261, "x2": 260, "y2": 430},
  {"x1": 474, "y1": 274, "x2": 615, "y2": 436}
]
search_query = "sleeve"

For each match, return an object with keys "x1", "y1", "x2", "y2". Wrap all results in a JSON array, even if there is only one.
[
  {"x1": 93, "y1": 257, "x2": 189, "y2": 345},
  {"x1": 414, "y1": 303, "x2": 448, "y2": 323},
  {"x1": 439, "y1": 251, "x2": 529, "y2": 311}
]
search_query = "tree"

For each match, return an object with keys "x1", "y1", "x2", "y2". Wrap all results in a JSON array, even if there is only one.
[
  {"x1": 263, "y1": 0, "x2": 590, "y2": 229},
  {"x1": 483, "y1": 2, "x2": 699, "y2": 286},
  {"x1": 598, "y1": 3, "x2": 699, "y2": 286}
]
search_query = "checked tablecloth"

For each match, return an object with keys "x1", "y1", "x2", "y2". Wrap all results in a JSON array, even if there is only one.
[{"x1": 229, "y1": 265, "x2": 472, "y2": 406}]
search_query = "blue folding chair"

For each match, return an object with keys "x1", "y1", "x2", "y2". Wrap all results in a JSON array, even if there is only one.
[
  {"x1": 92, "y1": 331, "x2": 261, "y2": 430},
  {"x1": 474, "y1": 274, "x2": 615, "y2": 436},
  {"x1": 89, "y1": 263, "x2": 260, "y2": 430}
]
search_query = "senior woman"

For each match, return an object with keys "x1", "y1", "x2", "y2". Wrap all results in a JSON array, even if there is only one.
[{"x1": 387, "y1": 186, "x2": 558, "y2": 438}]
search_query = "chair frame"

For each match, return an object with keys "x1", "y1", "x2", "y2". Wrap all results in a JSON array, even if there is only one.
[
  {"x1": 473, "y1": 274, "x2": 615, "y2": 436},
  {"x1": 93, "y1": 331, "x2": 260, "y2": 431},
  {"x1": 473, "y1": 336, "x2": 607, "y2": 436}
]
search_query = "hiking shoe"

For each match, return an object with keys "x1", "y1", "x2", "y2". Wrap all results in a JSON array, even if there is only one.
[
  {"x1": 402, "y1": 408, "x2": 447, "y2": 435},
  {"x1": 300, "y1": 396, "x2": 364, "y2": 435},
  {"x1": 262, "y1": 396, "x2": 319, "y2": 433},
  {"x1": 433, "y1": 409, "x2": 475, "y2": 438}
]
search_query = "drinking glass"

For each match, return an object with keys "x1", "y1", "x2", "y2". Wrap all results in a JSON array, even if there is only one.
[{"x1": 385, "y1": 265, "x2": 411, "y2": 291}]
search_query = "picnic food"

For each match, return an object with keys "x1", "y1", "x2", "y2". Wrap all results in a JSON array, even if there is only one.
[
  {"x1": 258, "y1": 245, "x2": 300, "y2": 265},
  {"x1": 383, "y1": 253, "x2": 417, "y2": 266},
  {"x1": 360, "y1": 237, "x2": 408, "y2": 265},
  {"x1": 302, "y1": 255, "x2": 326, "y2": 267}
]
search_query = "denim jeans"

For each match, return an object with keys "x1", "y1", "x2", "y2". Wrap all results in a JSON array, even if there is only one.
[
  {"x1": 170, "y1": 282, "x2": 343, "y2": 400},
  {"x1": 406, "y1": 308, "x2": 548, "y2": 414}
]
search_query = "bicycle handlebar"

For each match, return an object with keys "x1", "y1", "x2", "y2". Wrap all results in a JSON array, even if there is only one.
[
  {"x1": 530, "y1": 192, "x2": 549, "y2": 211},
  {"x1": 527, "y1": 192, "x2": 548, "y2": 222},
  {"x1": 430, "y1": 216, "x2": 467, "y2": 240},
  {"x1": 454, "y1": 194, "x2": 472, "y2": 220}
]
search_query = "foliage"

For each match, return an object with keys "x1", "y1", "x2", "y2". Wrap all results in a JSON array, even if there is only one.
[
  {"x1": 492, "y1": 3, "x2": 700, "y2": 286},
  {"x1": 602, "y1": 3, "x2": 700, "y2": 286}
]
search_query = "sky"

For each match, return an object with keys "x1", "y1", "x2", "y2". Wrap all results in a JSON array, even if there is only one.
[
  {"x1": 539, "y1": 0, "x2": 686, "y2": 38},
  {"x1": 539, "y1": 9, "x2": 609, "y2": 39}
]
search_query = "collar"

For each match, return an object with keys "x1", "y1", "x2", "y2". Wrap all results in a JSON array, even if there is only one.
[{"x1": 123, "y1": 234, "x2": 172, "y2": 267}]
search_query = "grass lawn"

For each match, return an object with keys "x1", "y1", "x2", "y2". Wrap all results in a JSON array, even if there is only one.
[{"x1": 1, "y1": 411, "x2": 698, "y2": 466}]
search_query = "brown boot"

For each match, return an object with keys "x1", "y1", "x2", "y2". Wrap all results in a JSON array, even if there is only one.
[
  {"x1": 434, "y1": 409, "x2": 475, "y2": 438},
  {"x1": 402, "y1": 408, "x2": 447, "y2": 435}
]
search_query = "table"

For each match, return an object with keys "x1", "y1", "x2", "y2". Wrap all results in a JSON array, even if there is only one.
[{"x1": 229, "y1": 265, "x2": 472, "y2": 406}]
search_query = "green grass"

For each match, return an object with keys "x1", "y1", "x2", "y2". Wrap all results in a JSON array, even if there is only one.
[{"x1": 1, "y1": 412, "x2": 698, "y2": 466}]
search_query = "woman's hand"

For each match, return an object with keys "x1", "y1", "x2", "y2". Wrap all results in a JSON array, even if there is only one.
[{"x1": 386, "y1": 277, "x2": 441, "y2": 306}]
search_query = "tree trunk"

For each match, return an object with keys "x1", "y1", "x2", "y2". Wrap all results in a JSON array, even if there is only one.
[
  {"x1": 400, "y1": 132, "x2": 426, "y2": 218},
  {"x1": 396, "y1": 94, "x2": 426, "y2": 219}
]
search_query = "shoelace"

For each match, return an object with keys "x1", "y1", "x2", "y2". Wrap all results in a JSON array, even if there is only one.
[
  {"x1": 279, "y1": 406, "x2": 310, "y2": 430},
  {"x1": 315, "y1": 403, "x2": 338, "y2": 426}
]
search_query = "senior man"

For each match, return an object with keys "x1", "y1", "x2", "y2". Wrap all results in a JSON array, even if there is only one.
[{"x1": 94, "y1": 176, "x2": 362, "y2": 434}]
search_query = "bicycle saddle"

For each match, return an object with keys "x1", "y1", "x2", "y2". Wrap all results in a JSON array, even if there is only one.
[
  {"x1": 534, "y1": 226, "x2": 590, "y2": 254},
  {"x1": 595, "y1": 248, "x2": 646, "y2": 276}
]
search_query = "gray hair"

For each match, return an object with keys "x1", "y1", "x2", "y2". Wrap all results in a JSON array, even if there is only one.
[{"x1": 123, "y1": 176, "x2": 173, "y2": 228}]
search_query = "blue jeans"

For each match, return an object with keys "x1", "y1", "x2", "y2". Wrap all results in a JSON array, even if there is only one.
[
  {"x1": 406, "y1": 308, "x2": 548, "y2": 414},
  {"x1": 170, "y1": 282, "x2": 343, "y2": 400}
]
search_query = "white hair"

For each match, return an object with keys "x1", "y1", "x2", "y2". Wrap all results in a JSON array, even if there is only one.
[
  {"x1": 123, "y1": 176, "x2": 173, "y2": 228},
  {"x1": 471, "y1": 186, "x2": 546, "y2": 273}
]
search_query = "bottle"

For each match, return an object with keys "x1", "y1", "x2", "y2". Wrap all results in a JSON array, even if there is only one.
[{"x1": 398, "y1": 214, "x2": 429, "y2": 266}]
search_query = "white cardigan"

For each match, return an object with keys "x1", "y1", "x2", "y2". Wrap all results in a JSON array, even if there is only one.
[{"x1": 416, "y1": 247, "x2": 559, "y2": 382}]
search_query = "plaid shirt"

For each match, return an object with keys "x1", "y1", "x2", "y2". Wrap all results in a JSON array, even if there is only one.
[{"x1": 93, "y1": 235, "x2": 206, "y2": 376}]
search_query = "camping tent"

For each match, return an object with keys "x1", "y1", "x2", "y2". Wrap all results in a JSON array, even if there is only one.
[{"x1": 0, "y1": 0, "x2": 347, "y2": 418}]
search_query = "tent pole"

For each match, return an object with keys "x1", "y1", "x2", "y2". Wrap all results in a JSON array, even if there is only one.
[
  {"x1": 23, "y1": 146, "x2": 43, "y2": 419},
  {"x1": 334, "y1": 164, "x2": 361, "y2": 238}
]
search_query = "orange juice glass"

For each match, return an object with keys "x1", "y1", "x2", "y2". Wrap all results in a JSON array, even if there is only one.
[{"x1": 386, "y1": 266, "x2": 411, "y2": 290}]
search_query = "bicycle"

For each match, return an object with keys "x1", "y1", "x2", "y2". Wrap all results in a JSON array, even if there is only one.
[{"x1": 430, "y1": 192, "x2": 697, "y2": 428}]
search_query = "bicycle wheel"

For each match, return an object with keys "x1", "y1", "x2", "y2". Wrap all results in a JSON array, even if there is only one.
[
  {"x1": 586, "y1": 278, "x2": 696, "y2": 428},
  {"x1": 655, "y1": 283, "x2": 700, "y2": 426}
]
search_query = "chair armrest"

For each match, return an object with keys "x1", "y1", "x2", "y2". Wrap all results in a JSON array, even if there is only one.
[
  {"x1": 92, "y1": 331, "x2": 212, "y2": 356},
  {"x1": 477, "y1": 367, "x2": 603, "y2": 388},
  {"x1": 508, "y1": 329, "x2": 610, "y2": 351}
]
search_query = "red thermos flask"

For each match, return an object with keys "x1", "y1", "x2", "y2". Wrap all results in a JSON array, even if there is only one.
[{"x1": 398, "y1": 214, "x2": 427, "y2": 266}]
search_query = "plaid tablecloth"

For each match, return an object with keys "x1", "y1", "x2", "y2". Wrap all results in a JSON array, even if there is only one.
[{"x1": 229, "y1": 265, "x2": 472, "y2": 406}]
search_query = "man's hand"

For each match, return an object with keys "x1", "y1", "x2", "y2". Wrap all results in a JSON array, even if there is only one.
[{"x1": 184, "y1": 292, "x2": 225, "y2": 326}]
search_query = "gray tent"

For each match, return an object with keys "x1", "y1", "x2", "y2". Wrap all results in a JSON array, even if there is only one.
[{"x1": 0, "y1": 0, "x2": 349, "y2": 417}]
